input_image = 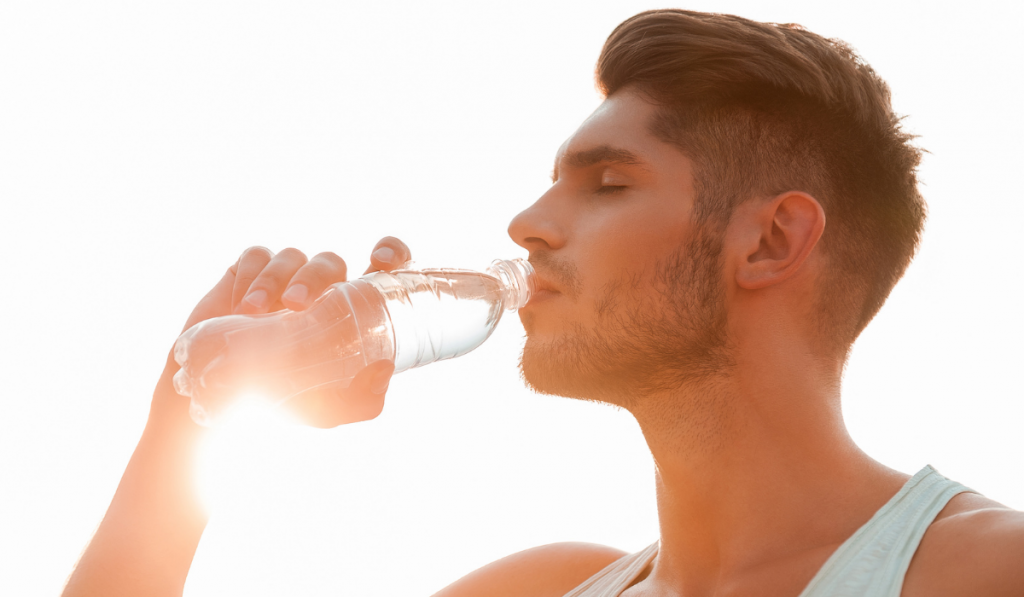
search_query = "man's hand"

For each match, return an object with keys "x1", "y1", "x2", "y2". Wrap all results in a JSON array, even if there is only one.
[
  {"x1": 158, "y1": 237, "x2": 413, "y2": 428},
  {"x1": 63, "y1": 237, "x2": 413, "y2": 597}
]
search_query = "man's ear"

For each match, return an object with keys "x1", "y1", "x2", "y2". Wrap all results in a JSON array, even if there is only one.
[{"x1": 733, "y1": 191, "x2": 825, "y2": 290}]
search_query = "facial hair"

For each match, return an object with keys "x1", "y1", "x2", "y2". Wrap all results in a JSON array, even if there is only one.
[{"x1": 518, "y1": 225, "x2": 732, "y2": 408}]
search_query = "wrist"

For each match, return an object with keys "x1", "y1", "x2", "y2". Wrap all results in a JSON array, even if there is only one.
[{"x1": 146, "y1": 358, "x2": 208, "y2": 446}]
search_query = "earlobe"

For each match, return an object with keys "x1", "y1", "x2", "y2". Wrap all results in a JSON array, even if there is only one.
[{"x1": 734, "y1": 192, "x2": 825, "y2": 290}]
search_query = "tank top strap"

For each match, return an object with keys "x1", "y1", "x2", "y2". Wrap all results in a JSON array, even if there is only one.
[
  {"x1": 798, "y1": 465, "x2": 973, "y2": 597},
  {"x1": 563, "y1": 466, "x2": 970, "y2": 597},
  {"x1": 562, "y1": 542, "x2": 658, "y2": 597}
]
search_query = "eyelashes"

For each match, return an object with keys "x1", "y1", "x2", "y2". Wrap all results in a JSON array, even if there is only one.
[
  {"x1": 595, "y1": 185, "x2": 628, "y2": 195},
  {"x1": 546, "y1": 169, "x2": 631, "y2": 195}
]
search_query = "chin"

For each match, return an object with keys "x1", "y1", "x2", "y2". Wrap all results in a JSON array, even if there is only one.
[
  {"x1": 518, "y1": 314, "x2": 733, "y2": 408},
  {"x1": 518, "y1": 333, "x2": 635, "y2": 407}
]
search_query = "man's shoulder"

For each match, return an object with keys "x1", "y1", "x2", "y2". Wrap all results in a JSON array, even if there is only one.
[
  {"x1": 431, "y1": 542, "x2": 628, "y2": 597},
  {"x1": 903, "y1": 492, "x2": 1024, "y2": 597}
]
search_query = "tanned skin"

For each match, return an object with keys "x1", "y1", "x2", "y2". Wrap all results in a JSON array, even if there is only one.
[{"x1": 63, "y1": 90, "x2": 1024, "y2": 597}]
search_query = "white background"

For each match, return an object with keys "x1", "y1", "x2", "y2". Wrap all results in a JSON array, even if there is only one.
[{"x1": 1, "y1": 1, "x2": 1021, "y2": 595}]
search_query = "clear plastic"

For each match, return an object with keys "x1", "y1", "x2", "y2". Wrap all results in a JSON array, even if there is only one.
[{"x1": 172, "y1": 258, "x2": 535, "y2": 426}]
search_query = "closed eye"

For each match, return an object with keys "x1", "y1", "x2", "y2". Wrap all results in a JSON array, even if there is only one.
[{"x1": 596, "y1": 184, "x2": 628, "y2": 195}]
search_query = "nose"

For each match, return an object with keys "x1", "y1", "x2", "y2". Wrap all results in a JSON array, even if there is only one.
[{"x1": 508, "y1": 188, "x2": 567, "y2": 252}]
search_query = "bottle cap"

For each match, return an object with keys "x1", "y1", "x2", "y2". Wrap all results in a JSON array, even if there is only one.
[{"x1": 489, "y1": 258, "x2": 536, "y2": 310}]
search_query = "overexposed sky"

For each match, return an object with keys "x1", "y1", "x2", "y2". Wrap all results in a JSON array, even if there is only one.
[{"x1": 1, "y1": 1, "x2": 1022, "y2": 596}]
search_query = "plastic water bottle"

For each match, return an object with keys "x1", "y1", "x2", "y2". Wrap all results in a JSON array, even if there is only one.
[{"x1": 172, "y1": 258, "x2": 535, "y2": 426}]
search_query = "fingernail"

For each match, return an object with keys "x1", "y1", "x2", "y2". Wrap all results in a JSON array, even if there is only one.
[
  {"x1": 243, "y1": 289, "x2": 268, "y2": 310},
  {"x1": 282, "y1": 284, "x2": 308, "y2": 305},
  {"x1": 372, "y1": 247, "x2": 395, "y2": 265},
  {"x1": 370, "y1": 370, "x2": 391, "y2": 395}
]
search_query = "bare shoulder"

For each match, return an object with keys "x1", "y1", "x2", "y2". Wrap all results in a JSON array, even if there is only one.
[
  {"x1": 431, "y1": 542, "x2": 628, "y2": 597},
  {"x1": 903, "y1": 492, "x2": 1024, "y2": 597}
]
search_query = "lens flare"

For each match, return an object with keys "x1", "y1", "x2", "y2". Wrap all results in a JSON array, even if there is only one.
[{"x1": 195, "y1": 393, "x2": 301, "y2": 513}]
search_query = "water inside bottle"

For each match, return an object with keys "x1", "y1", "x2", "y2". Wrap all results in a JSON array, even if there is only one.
[{"x1": 367, "y1": 269, "x2": 508, "y2": 373}]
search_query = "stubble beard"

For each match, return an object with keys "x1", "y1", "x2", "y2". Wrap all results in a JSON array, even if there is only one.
[{"x1": 518, "y1": 226, "x2": 732, "y2": 409}]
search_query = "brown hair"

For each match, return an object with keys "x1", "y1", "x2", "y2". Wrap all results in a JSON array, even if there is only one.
[{"x1": 597, "y1": 9, "x2": 926, "y2": 350}]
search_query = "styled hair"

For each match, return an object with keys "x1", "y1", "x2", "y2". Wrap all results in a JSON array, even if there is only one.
[{"x1": 597, "y1": 9, "x2": 926, "y2": 350}]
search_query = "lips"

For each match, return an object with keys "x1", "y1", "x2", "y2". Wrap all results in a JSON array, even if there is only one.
[{"x1": 524, "y1": 270, "x2": 561, "y2": 306}]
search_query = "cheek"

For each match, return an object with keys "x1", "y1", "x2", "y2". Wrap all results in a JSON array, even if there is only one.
[{"x1": 574, "y1": 202, "x2": 689, "y2": 300}]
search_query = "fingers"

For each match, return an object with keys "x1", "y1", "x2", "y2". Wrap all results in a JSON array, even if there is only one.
[
  {"x1": 364, "y1": 236, "x2": 413, "y2": 274},
  {"x1": 227, "y1": 239, "x2": 406, "y2": 315},
  {"x1": 234, "y1": 247, "x2": 308, "y2": 314},
  {"x1": 280, "y1": 252, "x2": 348, "y2": 311},
  {"x1": 286, "y1": 360, "x2": 395, "y2": 428},
  {"x1": 230, "y1": 246, "x2": 275, "y2": 312}
]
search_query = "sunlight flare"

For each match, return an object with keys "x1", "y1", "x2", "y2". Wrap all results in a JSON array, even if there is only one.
[{"x1": 195, "y1": 394, "x2": 302, "y2": 514}]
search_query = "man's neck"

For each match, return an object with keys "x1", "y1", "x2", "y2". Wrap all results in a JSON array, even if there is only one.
[{"x1": 625, "y1": 346, "x2": 908, "y2": 597}]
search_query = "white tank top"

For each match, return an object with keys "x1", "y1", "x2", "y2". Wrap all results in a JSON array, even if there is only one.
[{"x1": 564, "y1": 466, "x2": 972, "y2": 597}]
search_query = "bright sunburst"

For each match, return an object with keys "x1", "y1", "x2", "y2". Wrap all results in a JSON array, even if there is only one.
[{"x1": 195, "y1": 394, "x2": 302, "y2": 514}]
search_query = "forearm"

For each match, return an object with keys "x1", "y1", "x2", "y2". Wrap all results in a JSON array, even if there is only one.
[{"x1": 63, "y1": 369, "x2": 209, "y2": 597}]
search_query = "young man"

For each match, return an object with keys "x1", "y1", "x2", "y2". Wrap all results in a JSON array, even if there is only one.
[{"x1": 63, "y1": 9, "x2": 1024, "y2": 597}]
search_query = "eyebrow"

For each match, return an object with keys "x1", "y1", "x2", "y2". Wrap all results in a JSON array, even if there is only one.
[{"x1": 551, "y1": 145, "x2": 647, "y2": 182}]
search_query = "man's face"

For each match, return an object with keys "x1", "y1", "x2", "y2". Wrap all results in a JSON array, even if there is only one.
[{"x1": 508, "y1": 90, "x2": 730, "y2": 406}]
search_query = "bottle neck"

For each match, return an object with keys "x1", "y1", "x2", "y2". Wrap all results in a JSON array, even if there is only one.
[{"x1": 487, "y1": 258, "x2": 536, "y2": 311}]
